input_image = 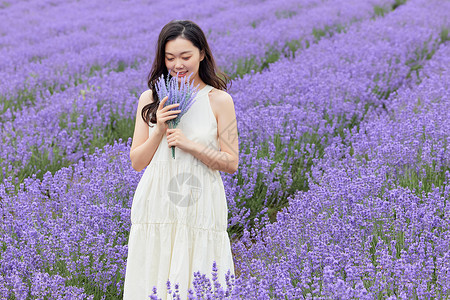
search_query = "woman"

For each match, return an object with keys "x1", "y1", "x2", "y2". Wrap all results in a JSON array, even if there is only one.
[{"x1": 124, "y1": 20, "x2": 239, "y2": 299}]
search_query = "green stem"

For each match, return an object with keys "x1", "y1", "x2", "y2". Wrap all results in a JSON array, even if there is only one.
[{"x1": 169, "y1": 120, "x2": 176, "y2": 159}]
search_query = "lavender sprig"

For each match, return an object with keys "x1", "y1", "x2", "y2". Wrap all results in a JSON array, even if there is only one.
[{"x1": 155, "y1": 69, "x2": 200, "y2": 159}]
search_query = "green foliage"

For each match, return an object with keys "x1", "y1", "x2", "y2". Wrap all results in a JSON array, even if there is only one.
[
  {"x1": 88, "y1": 114, "x2": 135, "y2": 155},
  {"x1": 108, "y1": 58, "x2": 140, "y2": 74},
  {"x1": 1, "y1": 1, "x2": 11, "y2": 8},
  {"x1": 371, "y1": 33, "x2": 444, "y2": 99},
  {"x1": 41, "y1": 256, "x2": 124, "y2": 299},
  {"x1": 88, "y1": 64, "x2": 102, "y2": 76},
  {"x1": 373, "y1": 5, "x2": 391, "y2": 18},
  {"x1": 312, "y1": 24, "x2": 345, "y2": 42},
  {"x1": 228, "y1": 130, "x2": 327, "y2": 238},
  {"x1": 0, "y1": 143, "x2": 72, "y2": 190},
  {"x1": 440, "y1": 27, "x2": 450, "y2": 43},
  {"x1": 18, "y1": 177, "x2": 132, "y2": 299},
  {"x1": 30, "y1": 55, "x2": 45, "y2": 63},
  {"x1": 227, "y1": 18, "x2": 363, "y2": 79},
  {"x1": 228, "y1": 2, "x2": 395, "y2": 79},
  {"x1": 392, "y1": 164, "x2": 449, "y2": 197},
  {"x1": 0, "y1": 88, "x2": 36, "y2": 119},
  {"x1": 0, "y1": 56, "x2": 138, "y2": 123},
  {"x1": 275, "y1": 9, "x2": 297, "y2": 19},
  {"x1": 250, "y1": 9, "x2": 298, "y2": 29},
  {"x1": 228, "y1": 93, "x2": 375, "y2": 240},
  {"x1": 405, "y1": 33, "x2": 445, "y2": 83},
  {"x1": 283, "y1": 39, "x2": 306, "y2": 58},
  {"x1": 392, "y1": 0, "x2": 407, "y2": 10},
  {"x1": 250, "y1": 20, "x2": 261, "y2": 29},
  {"x1": 1, "y1": 86, "x2": 136, "y2": 186}
]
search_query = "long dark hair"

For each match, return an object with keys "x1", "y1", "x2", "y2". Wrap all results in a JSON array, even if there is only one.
[{"x1": 142, "y1": 20, "x2": 231, "y2": 126}]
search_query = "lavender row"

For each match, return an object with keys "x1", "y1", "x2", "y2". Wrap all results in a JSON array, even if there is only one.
[
  {"x1": 212, "y1": 0, "x2": 396, "y2": 75},
  {"x1": 221, "y1": 0, "x2": 450, "y2": 231},
  {"x1": 348, "y1": 45, "x2": 450, "y2": 183},
  {"x1": 310, "y1": 40, "x2": 450, "y2": 190},
  {"x1": 0, "y1": 142, "x2": 137, "y2": 299},
  {"x1": 229, "y1": 30, "x2": 450, "y2": 300},
  {"x1": 0, "y1": 67, "x2": 145, "y2": 182}
]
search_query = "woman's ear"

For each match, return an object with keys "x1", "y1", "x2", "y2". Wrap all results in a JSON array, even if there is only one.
[{"x1": 200, "y1": 50, "x2": 205, "y2": 62}]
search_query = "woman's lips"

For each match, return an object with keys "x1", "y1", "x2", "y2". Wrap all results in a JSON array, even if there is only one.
[{"x1": 176, "y1": 71, "x2": 187, "y2": 77}]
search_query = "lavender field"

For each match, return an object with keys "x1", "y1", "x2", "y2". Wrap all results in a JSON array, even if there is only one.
[{"x1": 1, "y1": 0, "x2": 450, "y2": 299}]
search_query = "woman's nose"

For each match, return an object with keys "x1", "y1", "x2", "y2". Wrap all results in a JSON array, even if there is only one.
[{"x1": 175, "y1": 59, "x2": 184, "y2": 69}]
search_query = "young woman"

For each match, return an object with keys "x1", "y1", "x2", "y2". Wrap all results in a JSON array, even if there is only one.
[{"x1": 123, "y1": 20, "x2": 239, "y2": 299}]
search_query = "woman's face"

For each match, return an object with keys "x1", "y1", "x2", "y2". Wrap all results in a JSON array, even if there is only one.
[{"x1": 165, "y1": 37, "x2": 205, "y2": 86}]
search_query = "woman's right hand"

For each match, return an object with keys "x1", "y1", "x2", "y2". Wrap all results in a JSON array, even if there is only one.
[{"x1": 155, "y1": 96, "x2": 181, "y2": 134}]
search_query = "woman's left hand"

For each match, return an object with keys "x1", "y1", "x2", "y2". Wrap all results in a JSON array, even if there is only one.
[{"x1": 166, "y1": 128, "x2": 193, "y2": 152}]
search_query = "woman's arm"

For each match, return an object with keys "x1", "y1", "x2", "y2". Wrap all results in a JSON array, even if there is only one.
[
  {"x1": 129, "y1": 90, "x2": 165, "y2": 172},
  {"x1": 185, "y1": 91, "x2": 239, "y2": 174}
]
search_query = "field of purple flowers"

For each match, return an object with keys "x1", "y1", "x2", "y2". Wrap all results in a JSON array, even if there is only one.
[{"x1": 1, "y1": 0, "x2": 449, "y2": 299}]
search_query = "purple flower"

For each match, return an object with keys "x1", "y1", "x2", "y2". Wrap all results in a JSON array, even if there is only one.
[{"x1": 154, "y1": 70, "x2": 200, "y2": 158}]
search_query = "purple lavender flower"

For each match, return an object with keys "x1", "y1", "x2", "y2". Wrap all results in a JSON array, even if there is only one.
[{"x1": 155, "y1": 69, "x2": 200, "y2": 159}]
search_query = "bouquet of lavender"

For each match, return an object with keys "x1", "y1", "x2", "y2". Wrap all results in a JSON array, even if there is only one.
[{"x1": 155, "y1": 70, "x2": 200, "y2": 159}]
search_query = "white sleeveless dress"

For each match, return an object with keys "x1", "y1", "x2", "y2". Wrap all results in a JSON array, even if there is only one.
[{"x1": 123, "y1": 84, "x2": 235, "y2": 299}]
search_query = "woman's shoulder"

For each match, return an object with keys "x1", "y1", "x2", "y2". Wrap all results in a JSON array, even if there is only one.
[
  {"x1": 208, "y1": 87, "x2": 235, "y2": 120},
  {"x1": 138, "y1": 89, "x2": 154, "y2": 105},
  {"x1": 208, "y1": 87, "x2": 233, "y2": 103}
]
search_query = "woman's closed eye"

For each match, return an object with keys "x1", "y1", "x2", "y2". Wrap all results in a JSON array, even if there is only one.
[{"x1": 167, "y1": 57, "x2": 191, "y2": 61}]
